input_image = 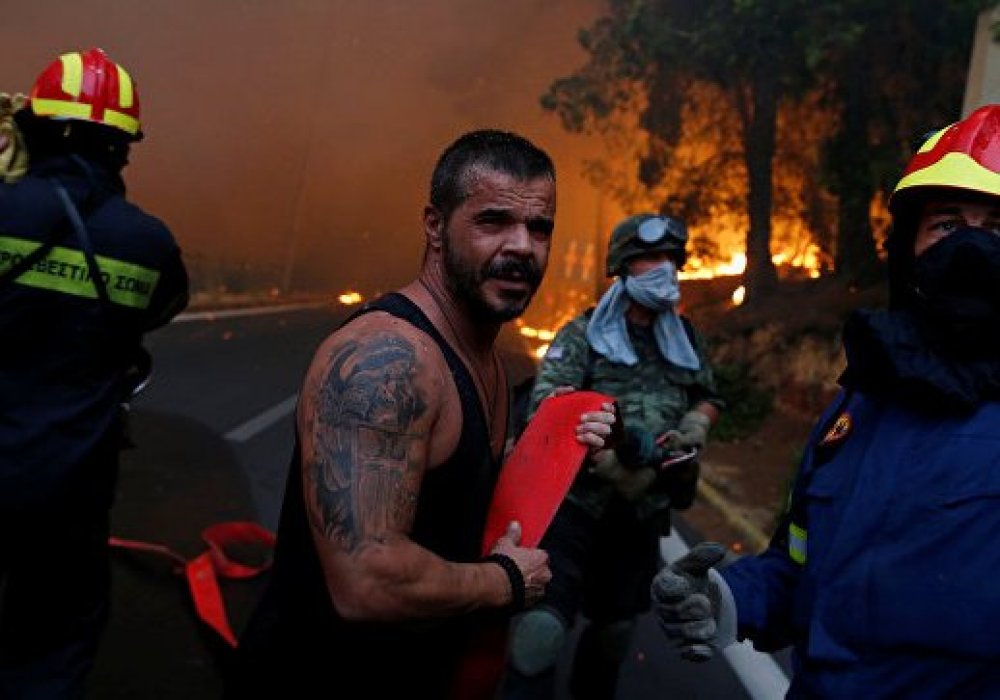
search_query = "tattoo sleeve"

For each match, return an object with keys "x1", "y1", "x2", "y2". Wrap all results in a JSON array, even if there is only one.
[{"x1": 305, "y1": 333, "x2": 428, "y2": 551}]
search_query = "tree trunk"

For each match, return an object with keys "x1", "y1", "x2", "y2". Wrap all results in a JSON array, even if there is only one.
[
  {"x1": 743, "y1": 66, "x2": 779, "y2": 304},
  {"x1": 833, "y1": 53, "x2": 881, "y2": 285}
]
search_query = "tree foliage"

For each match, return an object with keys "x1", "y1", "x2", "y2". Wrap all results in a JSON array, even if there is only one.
[
  {"x1": 810, "y1": 0, "x2": 993, "y2": 284},
  {"x1": 544, "y1": 0, "x2": 993, "y2": 295},
  {"x1": 545, "y1": 0, "x2": 814, "y2": 303}
]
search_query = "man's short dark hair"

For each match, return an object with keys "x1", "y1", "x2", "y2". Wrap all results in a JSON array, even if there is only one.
[{"x1": 430, "y1": 130, "x2": 555, "y2": 222}]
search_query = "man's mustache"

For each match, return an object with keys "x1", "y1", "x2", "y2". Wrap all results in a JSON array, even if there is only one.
[{"x1": 485, "y1": 257, "x2": 542, "y2": 287}]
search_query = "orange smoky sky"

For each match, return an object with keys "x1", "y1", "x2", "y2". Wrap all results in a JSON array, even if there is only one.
[{"x1": 1, "y1": 0, "x2": 621, "y2": 295}]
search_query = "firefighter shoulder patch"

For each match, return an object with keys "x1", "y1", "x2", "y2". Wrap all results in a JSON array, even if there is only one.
[{"x1": 819, "y1": 412, "x2": 851, "y2": 446}]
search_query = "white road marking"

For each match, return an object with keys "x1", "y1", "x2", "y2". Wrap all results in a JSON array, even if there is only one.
[
  {"x1": 175, "y1": 301, "x2": 329, "y2": 323},
  {"x1": 225, "y1": 394, "x2": 299, "y2": 442},
  {"x1": 660, "y1": 531, "x2": 791, "y2": 700}
]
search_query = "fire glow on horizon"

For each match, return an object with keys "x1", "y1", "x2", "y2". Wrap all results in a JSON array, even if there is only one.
[{"x1": 680, "y1": 246, "x2": 824, "y2": 282}]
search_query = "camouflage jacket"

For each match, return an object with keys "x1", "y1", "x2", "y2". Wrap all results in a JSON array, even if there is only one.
[{"x1": 529, "y1": 310, "x2": 722, "y2": 519}]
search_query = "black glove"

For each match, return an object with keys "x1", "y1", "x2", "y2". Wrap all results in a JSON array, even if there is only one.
[
  {"x1": 616, "y1": 426, "x2": 657, "y2": 470},
  {"x1": 661, "y1": 458, "x2": 699, "y2": 510},
  {"x1": 650, "y1": 542, "x2": 729, "y2": 662},
  {"x1": 588, "y1": 450, "x2": 656, "y2": 501}
]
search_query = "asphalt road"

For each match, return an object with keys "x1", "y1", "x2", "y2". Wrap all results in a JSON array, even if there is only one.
[{"x1": 86, "y1": 305, "x2": 783, "y2": 699}]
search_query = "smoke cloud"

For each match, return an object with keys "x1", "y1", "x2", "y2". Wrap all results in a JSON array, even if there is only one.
[{"x1": 1, "y1": 0, "x2": 612, "y2": 298}]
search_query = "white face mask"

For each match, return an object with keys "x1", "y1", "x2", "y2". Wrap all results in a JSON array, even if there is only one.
[{"x1": 623, "y1": 260, "x2": 680, "y2": 311}]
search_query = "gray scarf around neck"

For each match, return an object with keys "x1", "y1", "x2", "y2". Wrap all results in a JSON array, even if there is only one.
[{"x1": 585, "y1": 261, "x2": 700, "y2": 369}]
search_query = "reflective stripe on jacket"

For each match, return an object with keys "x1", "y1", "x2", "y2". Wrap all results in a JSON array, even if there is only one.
[
  {"x1": 0, "y1": 156, "x2": 188, "y2": 513},
  {"x1": 722, "y1": 391, "x2": 1000, "y2": 698}
]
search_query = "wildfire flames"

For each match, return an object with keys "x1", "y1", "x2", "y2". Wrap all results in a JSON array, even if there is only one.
[
  {"x1": 680, "y1": 244, "x2": 824, "y2": 282},
  {"x1": 515, "y1": 323, "x2": 555, "y2": 360},
  {"x1": 510, "y1": 82, "x2": 839, "y2": 360},
  {"x1": 338, "y1": 291, "x2": 364, "y2": 305}
]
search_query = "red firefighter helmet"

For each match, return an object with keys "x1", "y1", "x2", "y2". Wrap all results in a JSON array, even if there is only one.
[
  {"x1": 886, "y1": 104, "x2": 1000, "y2": 307},
  {"x1": 28, "y1": 48, "x2": 141, "y2": 139},
  {"x1": 891, "y1": 104, "x2": 1000, "y2": 208}
]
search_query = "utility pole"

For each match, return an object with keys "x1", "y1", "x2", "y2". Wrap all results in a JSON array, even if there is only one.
[
  {"x1": 281, "y1": 122, "x2": 319, "y2": 295},
  {"x1": 281, "y1": 5, "x2": 336, "y2": 295},
  {"x1": 593, "y1": 191, "x2": 605, "y2": 303},
  {"x1": 963, "y1": 6, "x2": 1000, "y2": 117}
]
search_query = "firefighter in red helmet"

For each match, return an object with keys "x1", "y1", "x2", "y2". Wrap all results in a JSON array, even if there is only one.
[
  {"x1": 652, "y1": 105, "x2": 1000, "y2": 698},
  {"x1": 0, "y1": 49, "x2": 188, "y2": 698}
]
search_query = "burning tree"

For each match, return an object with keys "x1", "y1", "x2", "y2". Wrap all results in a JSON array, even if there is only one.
[
  {"x1": 543, "y1": 0, "x2": 990, "y2": 302},
  {"x1": 543, "y1": 0, "x2": 815, "y2": 305}
]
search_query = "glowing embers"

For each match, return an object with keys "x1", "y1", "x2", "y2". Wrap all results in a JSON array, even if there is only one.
[{"x1": 731, "y1": 286, "x2": 746, "y2": 306}]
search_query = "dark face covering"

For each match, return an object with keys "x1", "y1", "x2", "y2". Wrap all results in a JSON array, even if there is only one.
[
  {"x1": 910, "y1": 227, "x2": 1000, "y2": 354},
  {"x1": 841, "y1": 227, "x2": 1000, "y2": 412}
]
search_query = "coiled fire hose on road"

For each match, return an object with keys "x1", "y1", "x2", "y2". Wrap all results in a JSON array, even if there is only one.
[{"x1": 110, "y1": 521, "x2": 275, "y2": 647}]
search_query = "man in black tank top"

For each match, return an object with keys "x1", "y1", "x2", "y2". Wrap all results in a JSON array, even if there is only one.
[{"x1": 227, "y1": 130, "x2": 616, "y2": 698}]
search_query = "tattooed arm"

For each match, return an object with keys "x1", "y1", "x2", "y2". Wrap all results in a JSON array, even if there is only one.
[{"x1": 299, "y1": 314, "x2": 545, "y2": 621}]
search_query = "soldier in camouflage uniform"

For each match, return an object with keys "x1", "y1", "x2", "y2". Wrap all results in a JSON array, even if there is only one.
[{"x1": 501, "y1": 213, "x2": 724, "y2": 700}]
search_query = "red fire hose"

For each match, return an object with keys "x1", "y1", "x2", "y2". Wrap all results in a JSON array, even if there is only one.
[{"x1": 110, "y1": 521, "x2": 275, "y2": 647}]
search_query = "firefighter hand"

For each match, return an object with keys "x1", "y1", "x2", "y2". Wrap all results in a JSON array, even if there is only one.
[
  {"x1": 575, "y1": 401, "x2": 616, "y2": 454},
  {"x1": 651, "y1": 542, "x2": 734, "y2": 662},
  {"x1": 589, "y1": 450, "x2": 656, "y2": 501},
  {"x1": 489, "y1": 521, "x2": 551, "y2": 609},
  {"x1": 660, "y1": 410, "x2": 712, "y2": 452}
]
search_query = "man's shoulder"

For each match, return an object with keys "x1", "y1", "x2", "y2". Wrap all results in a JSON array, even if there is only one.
[
  {"x1": 537, "y1": 312, "x2": 591, "y2": 367},
  {"x1": 0, "y1": 176, "x2": 62, "y2": 227},
  {"x1": 301, "y1": 306, "x2": 452, "y2": 433},
  {"x1": 334, "y1": 294, "x2": 433, "y2": 340},
  {"x1": 99, "y1": 196, "x2": 175, "y2": 244},
  {"x1": 330, "y1": 305, "x2": 428, "y2": 346},
  {"x1": 555, "y1": 310, "x2": 591, "y2": 340},
  {"x1": 318, "y1": 305, "x2": 449, "y2": 380}
]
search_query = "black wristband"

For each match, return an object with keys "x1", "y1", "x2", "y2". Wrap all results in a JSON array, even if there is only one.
[{"x1": 483, "y1": 552, "x2": 526, "y2": 611}]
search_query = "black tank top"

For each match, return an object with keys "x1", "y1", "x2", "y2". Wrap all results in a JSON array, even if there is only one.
[{"x1": 229, "y1": 293, "x2": 504, "y2": 698}]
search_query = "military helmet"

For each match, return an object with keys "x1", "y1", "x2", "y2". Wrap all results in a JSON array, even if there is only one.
[{"x1": 605, "y1": 213, "x2": 688, "y2": 277}]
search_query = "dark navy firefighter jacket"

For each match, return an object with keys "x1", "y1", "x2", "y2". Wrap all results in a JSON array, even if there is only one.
[
  {"x1": 721, "y1": 390, "x2": 1000, "y2": 698},
  {"x1": 0, "y1": 155, "x2": 188, "y2": 515}
]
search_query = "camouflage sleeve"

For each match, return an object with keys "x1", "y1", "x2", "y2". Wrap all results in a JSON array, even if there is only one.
[
  {"x1": 527, "y1": 314, "x2": 591, "y2": 419},
  {"x1": 686, "y1": 321, "x2": 726, "y2": 412}
]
